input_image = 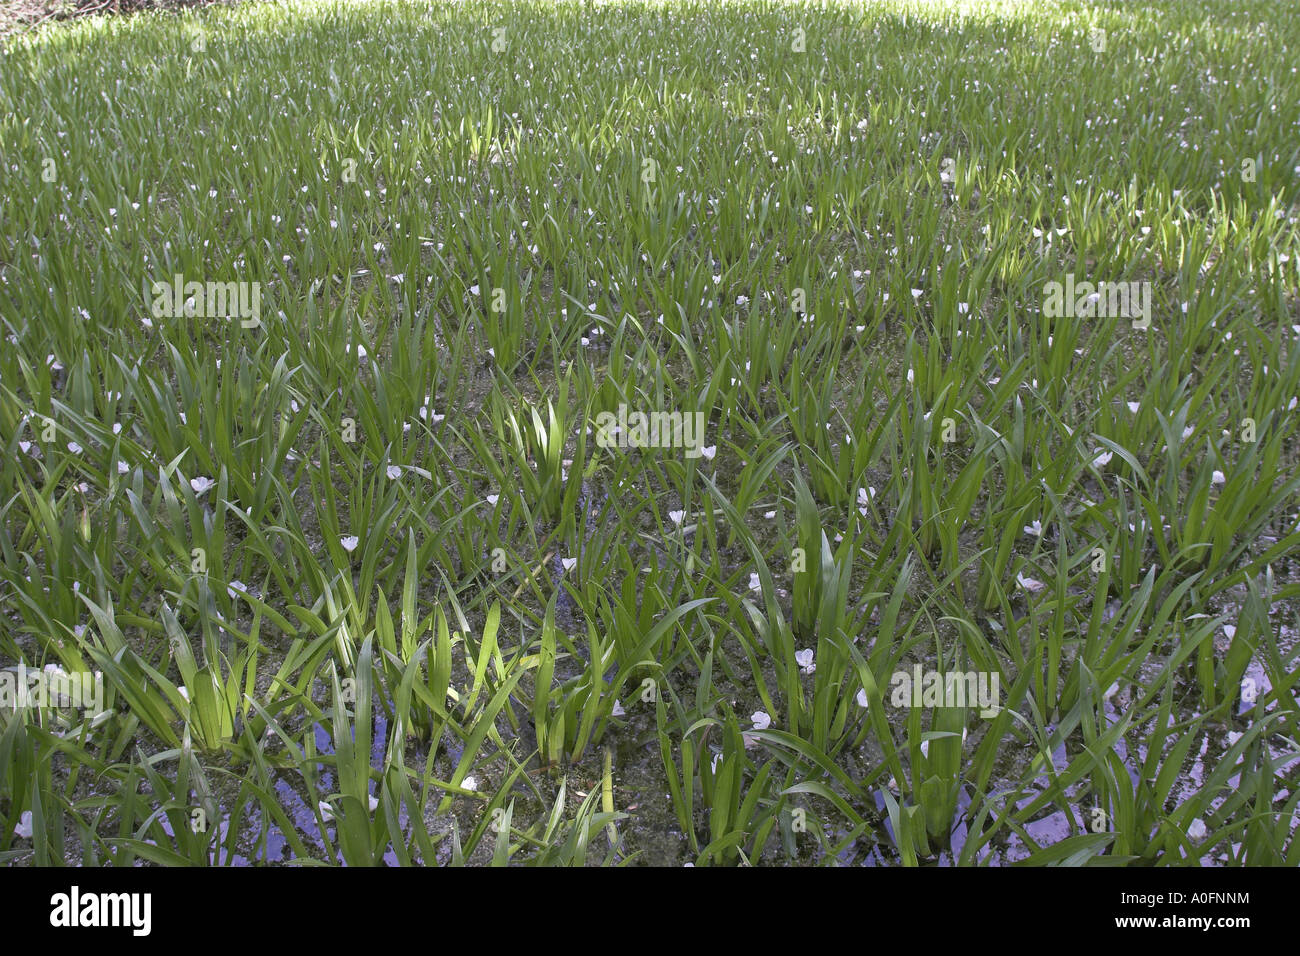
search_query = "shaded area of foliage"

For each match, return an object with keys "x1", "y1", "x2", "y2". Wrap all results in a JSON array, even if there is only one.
[{"x1": 2, "y1": 0, "x2": 253, "y2": 36}]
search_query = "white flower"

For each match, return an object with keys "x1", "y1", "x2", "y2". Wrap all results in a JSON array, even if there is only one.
[
  {"x1": 486, "y1": 494, "x2": 499, "y2": 506},
  {"x1": 1017, "y1": 573, "x2": 1046, "y2": 593},
  {"x1": 906, "y1": 368, "x2": 914, "y2": 384},
  {"x1": 1091, "y1": 450, "x2": 1113, "y2": 469},
  {"x1": 368, "y1": 795, "x2": 380, "y2": 812},
  {"x1": 462, "y1": 775, "x2": 478, "y2": 792},
  {"x1": 857, "y1": 486, "x2": 877, "y2": 516},
  {"x1": 611, "y1": 699, "x2": 626, "y2": 717},
  {"x1": 340, "y1": 535, "x2": 359, "y2": 552},
  {"x1": 1126, "y1": 402, "x2": 1141, "y2": 414},
  {"x1": 748, "y1": 573, "x2": 761, "y2": 593},
  {"x1": 386, "y1": 465, "x2": 402, "y2": 480},
  {"x1": 318, "y1": 801, "x2": 334, "y2": 823},
  {"x1": 13, "y1": 811, "x2": 34, "y2": 840},
  {"x1": 177, "y1": 686, "x2": 190, "y2": 702},
  {"x1": 668, "y1": 510, "x2": 685, "y2": 525},
  {"x1": 858, "y1": 486, "x2": 876, "y2": 505},
  {"x1": 750, "y1": 711, "x2": 771, "y2": 730},
  {"x1": 1024, "y1": 520, "x2": 1043, "y2": 537},
  {"x1": 1187, "y1": 818, "x2": 1207, "y2": 840},
  {"x1": 856, "y1": 688, "x2": 869, "y2": 708},
  {"x1": 117, "y1": 460, "x2": 130, "y2": 475},
  {"x1": 469, "y1": 285, "x2": 480, "y2": 296},
  {"x1": 1211, "y1": 470, "x2": 1225, "y2": 486},
  {"x1": 43, "y1": 663, "x2": 68, "y2": 684},
  {"x1": 1223, "y1": 625, "x2": 1236, "y2": 640},
  {"x1": 189, "y1": 476, "x2": 214, "y2": 495},
  {"x1": 67, "y1": 441, "x2": 83, "y2": 454},
  {"x1": 920, "y1": 740, "x2": 930, "y2": 758},
  {"x1": 560, "y1": 557, "x2": 577, "y2": 573},
  {"x1": 699, "y1": 445, "x2": 716, "y2": 460},
  {"x1": 226, "y1": 580, "x2": 247, "y2": 600},
  {"x1": 795, "y1": 648, "x2": 815, "y2": 675}
]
